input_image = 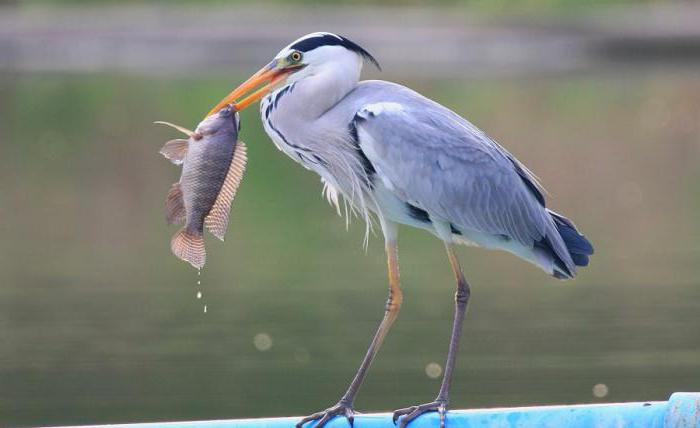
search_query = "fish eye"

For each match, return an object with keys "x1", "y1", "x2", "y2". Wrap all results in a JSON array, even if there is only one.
[{"x1": 289, "y1": 51, "x2": 303, "y2": 63}]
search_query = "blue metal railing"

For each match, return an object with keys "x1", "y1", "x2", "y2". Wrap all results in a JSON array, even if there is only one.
[{"x1": 46, "y1": 392, "x2": 700, "y2": 428}]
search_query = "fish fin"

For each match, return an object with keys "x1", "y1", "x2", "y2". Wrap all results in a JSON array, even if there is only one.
[
  {"x1": 160, "y1": 139, "x2": 188, "y2": 165},
  {"x1": 166, "y1": 182, "x2": 186, "y2": 225},
  {"x1": 171, "y1": 228, "x2": 206, "y2": 269},
  {"x1": 204, "y1": 141, "x2": 247, "y2": 241},
  {"x1": 154, "y1": 121, "x2": 195, "y2": 137}
]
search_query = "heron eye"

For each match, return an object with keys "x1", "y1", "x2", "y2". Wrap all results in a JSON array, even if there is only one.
[{"x1": 290, "y1": 51, "x2": 303, "y2": 63}]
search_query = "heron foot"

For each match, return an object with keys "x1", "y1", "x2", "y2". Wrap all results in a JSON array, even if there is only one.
[
  {"x1": 296, "y1": 401, "x2": 355, "y2": 428},
  {"x1": 393, "y1": 399, "x2": 448, "y2": 428}
]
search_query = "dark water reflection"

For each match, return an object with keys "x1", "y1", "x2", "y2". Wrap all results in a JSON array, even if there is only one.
[{"x1": 1, "y1": 71, "x2": 699, "y2": 427}]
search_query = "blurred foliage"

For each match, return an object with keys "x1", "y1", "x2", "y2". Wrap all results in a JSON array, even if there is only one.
[
  {"x1": 8, "y1": 0, "x2": 670, "y2": 16},
  {"x1": 1, "y1": 67, "x2": 700, "y2": 428}
]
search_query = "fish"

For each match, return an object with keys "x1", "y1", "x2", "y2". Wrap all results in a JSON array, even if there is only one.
[{"x1": 156, "y1": 105, "x2": 247, "y2": 269}]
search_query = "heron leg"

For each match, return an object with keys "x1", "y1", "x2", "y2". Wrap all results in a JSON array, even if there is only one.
[
  {"x1": 393, "y1": 244, "x2": 470, "y2": 428},
  {"x1": 296, "y1": 240, "x2": 403, "y2": 428}
]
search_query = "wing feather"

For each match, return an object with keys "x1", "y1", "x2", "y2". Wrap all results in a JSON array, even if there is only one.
[{"x1": 355, "y1": 99, "x2": 555, "y2": 251}]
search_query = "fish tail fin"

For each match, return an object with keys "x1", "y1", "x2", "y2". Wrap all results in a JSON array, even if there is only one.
[
  {"x1": 171, "y1": 228, "x2": 206, "y2": 269},
  {"x1": 165, "y1": 182, "x2": 186, "y2": 225}
]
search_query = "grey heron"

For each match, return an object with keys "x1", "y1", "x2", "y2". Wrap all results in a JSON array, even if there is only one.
[{"x1": 208, "y1": 32, "x2": 593, "y2": 428}]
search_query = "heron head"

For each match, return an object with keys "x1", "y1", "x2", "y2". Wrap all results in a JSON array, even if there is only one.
[{"x1": 207, "y1": 32, "x2": 380, "y2": 116}]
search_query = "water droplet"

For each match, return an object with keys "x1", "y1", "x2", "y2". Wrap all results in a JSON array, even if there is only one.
[
  {"x1": 425, "y1": 362, "x2": 442, "y2": 379},
  {"x1": 194, "y1": 269, "x2": 205, "y2": 311},
  {"x1": 592, "y1": 383, "x2": 608, "y2": 398},
  {"x1": 253, "y1": 333, "x2": 273, "y2": 351}
]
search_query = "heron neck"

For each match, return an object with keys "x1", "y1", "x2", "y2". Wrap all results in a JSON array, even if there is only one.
[{"x1": 283, "y1": 63, "x2": 360, "y2": 120}]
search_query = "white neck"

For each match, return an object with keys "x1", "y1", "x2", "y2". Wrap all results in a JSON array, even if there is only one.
[
  {"x1": 270, "y1": 53, "x2": 361, "y2": 122},
  {"x1": 259, "y1": 52, "x2": 375, "y2": 241}
]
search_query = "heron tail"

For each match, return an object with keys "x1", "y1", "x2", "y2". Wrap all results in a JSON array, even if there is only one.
[
  {"x1": 530, "y1": 210, "x2": 593, "y2": 280},
  {"x1": 547, "y1": 210, "x2": 594, "y2": 279}
]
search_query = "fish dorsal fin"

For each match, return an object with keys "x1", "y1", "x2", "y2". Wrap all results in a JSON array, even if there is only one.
[
  {"x1": 166, "y1": 182, "x2": 186, "y2": 225},
  {"x1": 204, "y1": 141, "x2": 247, "y2": 241},
  {"x1": 154, "y1": 121, "x2": 195, "y2": 137},
  {"x1": 160, "y1": 139, "x2": 189, "y2": 165}
]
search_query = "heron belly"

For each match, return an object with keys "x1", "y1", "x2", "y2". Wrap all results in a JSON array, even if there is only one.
[{"x1": 371, "y1": 181, "x2": 436, "y2": 233}]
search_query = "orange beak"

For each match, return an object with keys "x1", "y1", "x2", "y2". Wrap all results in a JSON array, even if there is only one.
[{"x1": 207, "y1": 61, "x2": 296, "y2": 117}]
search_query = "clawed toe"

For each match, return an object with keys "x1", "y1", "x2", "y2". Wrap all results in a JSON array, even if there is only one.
[
  {"x1": 296, "y1": 402, "x2": 355, "y2": 428},
  {"x1": 393, "y1": 400, "x2": 448, "y2": 428},
  {"x1": 392, "y1": 405, "x2": 417, "y2": 424}
]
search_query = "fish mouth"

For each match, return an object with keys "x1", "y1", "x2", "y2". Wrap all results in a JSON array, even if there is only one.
[{"x1": 207, "y1": 62, "x2": 305, "y2": 117}]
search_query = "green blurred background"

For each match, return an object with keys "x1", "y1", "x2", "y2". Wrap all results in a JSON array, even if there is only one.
[{"x1": 1, "y1": 1, "x2": 700, "y2": 427}]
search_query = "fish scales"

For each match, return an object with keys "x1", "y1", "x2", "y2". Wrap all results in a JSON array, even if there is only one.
[
  {"x1": 181, "y1": 125, "x2": 237, "y2": 233},
  {"x1": 157, "y1": 105, "x2": 247, "y2": 268}
]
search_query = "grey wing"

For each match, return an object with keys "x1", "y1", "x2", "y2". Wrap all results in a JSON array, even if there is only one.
[{"x1": 354, "y1": 99, "x2": 558, "y2": 251}]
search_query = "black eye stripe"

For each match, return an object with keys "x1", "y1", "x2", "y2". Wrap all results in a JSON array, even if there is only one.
[{"x1": 287, "y1": 33, "x2": 380, "y2": 70}]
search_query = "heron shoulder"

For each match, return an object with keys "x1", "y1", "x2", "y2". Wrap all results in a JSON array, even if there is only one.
[{"x1": 357, "y1": 102, "x2": 405, "y2": 119}]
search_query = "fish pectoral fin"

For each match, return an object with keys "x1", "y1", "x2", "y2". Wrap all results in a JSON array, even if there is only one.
[
  {"x1": 166, "y1": 182, "x2": 186, "y2": 225},
  {"x1": 205, "y1": 141, "x2": 247, "y2": 241},
  {"x1": 160, "y1": 139, "x2": 189, "y2": 165},
  {"x1": 154, "y1": 121, "x2": 195, "y2": 137},
  {"x1": 171, "y1": 228, "x2": 205, "y2": 269}
]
